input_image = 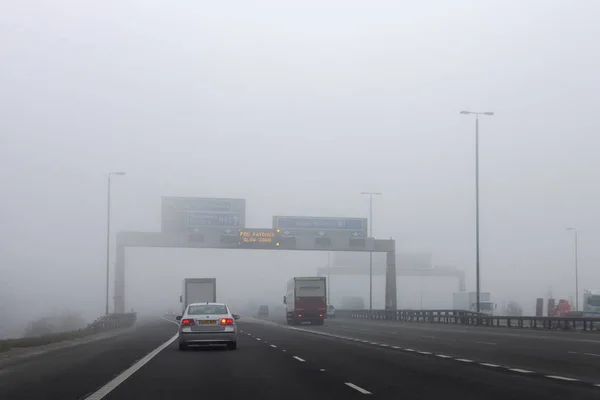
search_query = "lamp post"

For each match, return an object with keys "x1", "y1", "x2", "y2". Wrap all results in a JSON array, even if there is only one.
[
  {"x1": 566, "y1": 228, "x2": 579, "y2": 312},
  {"x1": 360, "y1": 192, "x2": 382, "y2": 313},
  {"x1": 460, "y1": 110, "x2": 494, "y2": 314},
  {"x1": 106, "y1": 172, "x2": 126, "y2": 315}
]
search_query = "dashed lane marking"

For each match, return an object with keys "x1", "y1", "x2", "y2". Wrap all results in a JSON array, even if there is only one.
[
  {"x1": 509, "y1": 368, "x2": 534, "y2": 374},
  {"x1": 546, "y1": 375, "x2": 579, "y2": 382},
  {"x1": 480, "y1": 363, "x2": 501, "y2": 368},
  {"x1": 345, "y1": 382, "x2": 372, "y2": 394},
  {"x1": 241, "y1": 321, "x2": 600, "y2": 389}
]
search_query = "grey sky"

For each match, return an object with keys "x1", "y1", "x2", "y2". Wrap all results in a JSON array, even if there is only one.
[{"x1": 1, "y1": 1, "x2": 599, "y2": 331}]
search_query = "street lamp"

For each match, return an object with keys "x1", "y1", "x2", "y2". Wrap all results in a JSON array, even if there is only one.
[
  {"x1": 106, "y1": 172, "x2": 126, "y2": 315},
  {"x1": 360, "y1": 192, "x2": 382, "y2": 313},
  {"x1": 566, "y1": 228, "x2": 579, "y2": 312},
  {"x1": 460, "y1": 110, "x2": 494, "y2": 314}
]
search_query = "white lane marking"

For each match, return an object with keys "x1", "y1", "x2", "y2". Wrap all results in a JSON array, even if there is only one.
[
  {"x1": 417, "y1": 351, "x2": 432, "y2": 355},
  {"x1": 509, "y1": 368, "x2": 534, "y2": 374},
  {"x1": 293, "y1": 356, "x2": 306, "y2": 362},
  {"x1": 84, "y1": 334, "x2": 178, "y2": 400},
  {"x1": 379, "y1": 344, "x2": 390, "y2": 347},
  {"x1": 595, "y1": 384, "x2": 600, "y2": 387},
  {"x1": 282, "y1": 349, "x2": 287, "y2": 352},
  {"x1": 546, "y1": 375, "x2": 579, "y2": 382},
  {"x1": 456, "y1": 359, "x2": 473, "y2": 363},
  {"x1": 436, "y1": 354, "x2": 452, "y2": 358},
  {"x1": 345, "y1": 382, "x2": 372, "y2": 394},
  {"x1": 480, "y1": 363, "x2": 501, "y2": 368},
  {"x1": 391, "y1": 346, "x2": 402, "y2": 349},
  {"x1": 270, "y1": 344, "x2": 277, "y2": 348},
  {"x1": 584, "y1": 353, "x2": 600, "y2": 357},
  {"x1": 369, "y1": 342, "x2": 378, "y2": 345},
  {"x1": 404, "y1": 348, "x2": 415, "y2": 352},
  {"x1": 320, "y1": 368, "x2": 326, "y2": 371},
  {"x1": 159, "y1": 316, "x2": 180, "y2": 326},
  {"x1": 476, "y1": 341, "x2": 497, "y2": 345},
  {"x1": 256, "y1": 338, "x2": 261, "y2": 341}
]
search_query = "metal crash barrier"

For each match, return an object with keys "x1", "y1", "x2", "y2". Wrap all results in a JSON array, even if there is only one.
[
  {"x1": 335, "y1": 309, "x2": 600, "y2": 332},
  {"x1": 86, "y1": 312, "x2": 137, "y2": 333}
]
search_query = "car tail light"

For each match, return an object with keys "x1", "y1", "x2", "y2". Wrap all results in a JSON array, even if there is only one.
[
  {"x1": 319, "y1": 314, "x2": 323, "y2": 317},
  {"x1": 297, "y1": 314, "x2": 303, "y2": 318},
  {"x1": 220, "y1": 318, "x2": 234, "y2": 325},
  {"x1": 181, "y1": 318, "x2": 195, "y2": 326}
]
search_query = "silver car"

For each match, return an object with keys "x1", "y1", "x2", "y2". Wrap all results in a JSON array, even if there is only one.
[{"x1": 176, "y1": 303, "x2": 240, "y2": 351}]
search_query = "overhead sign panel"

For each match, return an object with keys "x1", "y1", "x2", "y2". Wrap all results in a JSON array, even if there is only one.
[
  {"x1": 161, "y1": 197, "x2": 245, "y2": 233},
  {"x1": 273, "y1": 216, "x2": 368, "y2": 238},
  {"x1": 238, "y1": 228, "x2": 279, "y2": 249}
]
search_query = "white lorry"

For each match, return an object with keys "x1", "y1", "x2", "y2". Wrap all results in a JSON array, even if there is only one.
[
  {"x1": 180, "y1": 278, "x2": 217, "y2": 314},
  {"x1": 583, "y1": 289, "x2": 600, "y2": 316},
  {"x1": 453, "y1": 291, "x2": 496, "y2": 316}
]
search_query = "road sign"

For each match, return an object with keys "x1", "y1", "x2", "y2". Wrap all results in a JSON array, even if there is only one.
[
  {"x1": 238, "y1": 228, "x2": 280, "y2": 249},
  {"x1": 273, "y1": 216, "x2": 368, "y2": 237},
  {"x1": 161, "y1": 197, "x2": 245, "y2": 233}
]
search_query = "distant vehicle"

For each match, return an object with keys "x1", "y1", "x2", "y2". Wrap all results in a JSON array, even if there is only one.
[
  {"x1": 550, "y1": 299, "x2": 572, "y2": 317},
  {"x1": 452, "y1": 292, "x2": 496, "y2": 316},
  {"x1": 258, "y1": 305, "x2": 269, "y2": 317},
  {"x1": 284, "y1": 277, "x2": 327, "y2": 325},
  {"x1": 583, "y1": 289, "x2": 600, "y2": 316},
  {"x1": 326, "y1": 305, "x2": 335, "y2": 319},
  {"x1": 180, "y1": 278, "x2": 217, "y2": 314},
  {"x1": 177, "y1": 302, "x2": 239, "y2": 351},
  {"x1": 340, "y1": 296, "x2": 365, "y2": 309}
]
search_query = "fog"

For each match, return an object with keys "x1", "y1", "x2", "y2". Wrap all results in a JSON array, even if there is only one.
[{"x1": 1, "y1": 0, "x2": 599, "y2": 338}]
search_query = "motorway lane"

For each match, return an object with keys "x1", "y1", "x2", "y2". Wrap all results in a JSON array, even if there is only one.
[
  {"x1": 321, "y1": 317, "x2": 600, "y2": 382},
  {"x1": 0, "y1": 318, "x2": 177, "y2": 400},
  {"x1": 262, "y1": 316, "x2": 600, "y2": 383},
  {"x1": 239, "y1": 319, "x2": 600, "y2": 399},
  {"x1": 2, "y1": 315, "x2": 599, "y2": 399},
  {"x1": 101, "y1": 321, "x2": 369, "y2": 400}
]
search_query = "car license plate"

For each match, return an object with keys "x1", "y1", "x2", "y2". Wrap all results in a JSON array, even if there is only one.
[{"x1": 199, "y1": 320, "x2": 216, "y2": 325}]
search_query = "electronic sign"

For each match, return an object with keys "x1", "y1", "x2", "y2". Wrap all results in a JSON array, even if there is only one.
[{"x1": 238, "y1": 229, "x2": 280, "y2": 249}]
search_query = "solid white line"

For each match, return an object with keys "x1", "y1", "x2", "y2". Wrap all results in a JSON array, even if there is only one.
[
  {"x1": 456, "y1": 359, "x2": 473, "y2": 363},
  {"x1": 159, "y1": 316, "x2": 180, "y2": 326},
  {"x1": 404, "y1": 348, "x2": 415, "y2": 352},
  {"x1": 480, "y1": 363, "x2": 501, "y2": 367},
  {"x1": 293, "y1": 356, "x2": 306, "y2": 362},
  {"x1": 545, "y1": 375, "x2": 579, "y2": 382},
  {"x1": 84, "y1": 333, "x2": 179, "y2": 400},
  {"x1": 345, "y1": 382, "x2": 372, "y2": 394},
  {"x1": 270, "y1": 344, "x2": 277, "y2": 348},
  {"x1": 584, "y1": 353, "x2": 600, "y2": 357},
  {"x1": 436, "y1": 354, "x2": 452, "y2": 358},
  {"x1": 509, "y1": 368, "x2": 533, "y2": 374},
  {"x1": 417, "y1": 351, "x2": 432, "y2": 355}
]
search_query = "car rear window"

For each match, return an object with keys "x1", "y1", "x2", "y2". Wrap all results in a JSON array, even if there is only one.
[{"x1": 187, "y1": 305, "x2": 228, "y2": 315}]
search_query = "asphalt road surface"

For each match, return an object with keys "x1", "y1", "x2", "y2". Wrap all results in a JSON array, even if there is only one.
[{"x1": 0, "y1": 316, "x2": 599, "y2": 399}]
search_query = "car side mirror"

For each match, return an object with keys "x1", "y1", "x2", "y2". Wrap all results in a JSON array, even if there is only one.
[
  {"x1": 176, "y1": 316, "x2": 182, "y2": 321},
  {"x1": 232, "y1": 314, "x2": 240, "y2": 320}
]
